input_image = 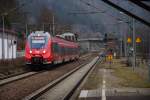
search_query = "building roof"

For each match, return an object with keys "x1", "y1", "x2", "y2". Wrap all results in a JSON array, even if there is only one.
[
  {"x1": 78, "y1": 38, "x2": 103, "y2": 42},
  {"x1": 0, "y1": 28, "x2": 17, "y2": 36}
]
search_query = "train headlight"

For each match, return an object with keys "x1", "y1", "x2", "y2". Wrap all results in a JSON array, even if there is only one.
[
  {"x1": 43, "y1": 50, "x2": 46, "y2": 54},
  {"x1": 29, "y1": 50, "x2": 32, "y2": 54}
]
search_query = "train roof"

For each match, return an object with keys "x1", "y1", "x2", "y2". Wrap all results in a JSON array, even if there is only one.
[
  {"x1": 52, "y1": 36, "x2": 78, "y2": 48},
  {"x1": 58, "y1": 32, "x2": 75, "y2": 38},
  {"x1": 61, "y1": 32, "x2": 75, "y2": 36},
  {"x1": 0, "y1": 28, "x2": 17, "y2": 36},
  {"x1": 28, "y1": 31, "x2": 51, "y2": 39},
  {"x1": 27, "y1": 31, "x2": 78, "y2": 48},
  {"x1": 56, "y1": 32, "x2": 77, "y2": 42}
]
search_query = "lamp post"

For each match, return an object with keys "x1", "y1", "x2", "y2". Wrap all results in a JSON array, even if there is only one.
[
  {"x1": 119, "y1": 11, "x2": 129, "y2": 58},
  {"x1": 1, "y1": 12, "x2": 8, "y2": 59},
  {"x1": 119, "y1": 7, "x2": 137, "y2": 69},
  {"x1": 117, "y1": 20, "x2": 123, "y2": 57},
  {"x1": 2, "y1": 15, "x2": 5, "y2": 59},
  {"x1": 148, "y1": 62, "x2": 150, "y2": 82},
  {"x1": 52, "y1": 15, "x2": 55, "y2": 36},
  {"x1": 118, "y1": 20, "x2": 132, "y2": 59},
  {"x1": 148, "y1": 33, "x2": 150, "y2": 81},
  {"x1": 132, "y1": 18, "x2": 136, "y2": 70}
]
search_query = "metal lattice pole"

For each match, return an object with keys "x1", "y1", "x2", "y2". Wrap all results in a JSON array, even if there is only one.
[
  {"x1": 132, "y1": 18, "x2": 136, "y2": 70},
  {"x1": 52, "y1": 15, "x2": 55, "y2": 36},
  {"x1": 124, "y1": 23, "x2": 127, "y2": 57},
  {"x1": 25, "y1": 24, "x2": 28, "y2": 39}
]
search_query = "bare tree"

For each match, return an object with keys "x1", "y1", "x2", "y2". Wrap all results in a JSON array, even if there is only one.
[
  {"x1": 0, "y1": 0, "x2": 26, "y2": 29},
  {"x1": 37, "y1": 6, "x2": 73, "y2": 35},
  {"x1": 37, "y1": 6, "x2": 54, "y2": 32}
]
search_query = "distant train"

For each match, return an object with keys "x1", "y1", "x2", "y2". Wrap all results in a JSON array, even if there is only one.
[{"x1": 25, "y1": 31, "x2": 79, "y2": 65}]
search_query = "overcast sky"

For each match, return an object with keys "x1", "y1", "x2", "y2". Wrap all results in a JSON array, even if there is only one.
[{"x1": 20, "y1": 0, "x2": 150, "y2": 38}]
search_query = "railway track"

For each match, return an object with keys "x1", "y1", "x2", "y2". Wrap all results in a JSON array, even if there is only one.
[
  {"x1": 23, "y1": 56, "x2": 101, "y2": 100},
  {"x1": 0, "y1": 53, "x2": 91, "y2": 87},
  {"x1": 0, "y1": 72, "x2": 38, "y2": 86},
  {"x1": 0, "y1": 54, "x2": 94, "y2": 100}
]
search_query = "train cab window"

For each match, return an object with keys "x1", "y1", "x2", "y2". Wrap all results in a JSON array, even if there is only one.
[{"x1": 30, "y1": 36, "x2": 48, "y2": 49}]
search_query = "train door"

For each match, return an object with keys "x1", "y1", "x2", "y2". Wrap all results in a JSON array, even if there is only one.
[{"x1": 52, "y1": 42, "x2": 59, "y2": 62}]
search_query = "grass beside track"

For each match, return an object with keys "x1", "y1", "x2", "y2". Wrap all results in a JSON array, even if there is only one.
[
  {"x1": 111, "y1": 59, "x2": 150, "y2": 88},
  {"x1": 82, "y1": 58, "x2": 150, "y2": 90},
  {"x1": 82, "y1": 58, "x2": 103, "y2": 90}
]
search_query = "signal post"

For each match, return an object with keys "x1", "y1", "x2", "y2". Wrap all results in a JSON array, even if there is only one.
[{"x1": 107, "y1": 51, "x2": 113, "y2": 68}]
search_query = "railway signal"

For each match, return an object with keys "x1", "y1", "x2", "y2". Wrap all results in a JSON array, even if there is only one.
[
  {"x1": 136, "y1": 37, "x2": 141, "y2": 43},
  {"x1": 107, "y1": 55, "x2": 113, "y2": 61},
  {"x1": 107, "y1": 54, "x2": 113, "y2": 68},
  {"x1": 127, "y1": 37, "x2": 132, "y2": 44},
  {"x1": 127, "y1": 37, "x2": 141, "y2": 44}
]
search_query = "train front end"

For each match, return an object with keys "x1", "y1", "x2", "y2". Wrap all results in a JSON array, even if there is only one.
[{"x1": 25, "y1": 31, "x2": 52, "y2": 65}]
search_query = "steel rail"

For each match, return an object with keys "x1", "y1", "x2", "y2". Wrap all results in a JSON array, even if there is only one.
[
  {"x1": 0, "y1": 54, "x2": 90, "y2": 86},
  {"x1": 23, "y1": 57, "x2": 100, "y2": 100}
]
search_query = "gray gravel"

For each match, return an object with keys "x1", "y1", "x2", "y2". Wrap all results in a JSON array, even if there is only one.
[{"x1": 0, "y1": 55, "x2": 95, "y2": 100}]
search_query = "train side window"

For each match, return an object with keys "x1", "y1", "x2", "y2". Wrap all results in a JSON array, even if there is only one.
[
  {"x1": 61, "y1": 47, "x2": 64, "y2": 56},
  {"x1": 60, "y1": 46, "x2": 62, "y2": 55},
  {"x1": 65, "y1": 48, "x2": 67, "y2": 55},
  {"x1": 68, "y1": 48, "x2": 70, "y2": 55},
  {"x1": 66, "y1": 48, "x2": 67, "y2": 55},
  {"x1": 69, "y1": 48, "x2": 72, "y2": 55},
  {"x1": 56, "y1": 44, "x2": 59, "y2": 53},
  {"x1": 57, "y1": 44, "x2": 61, "y2": 55},
  {"x1": 66, "y1": 47, "x2": 68, "y2": 55},
  {"x1": 58, "y1": 45, "x2": 61, "y2": 55},
  {"x1": 53, "y1": 43, "x2": 58, "y2": 53},
  {"x1": 69, "y1": 48, "x2": 71, "y2": 55},
  {"x1": 69, "y1": 48, "x2": 70, "y2": 55},
  {"x1": 52, "y1": 43, "x2": 55, "y2": 53},
  {"x1": 64, "y1": 47, "x2": 66, "y2": 55},
  {"x1": 73, "y1": 48, "x2": 74, "y2": 54}
]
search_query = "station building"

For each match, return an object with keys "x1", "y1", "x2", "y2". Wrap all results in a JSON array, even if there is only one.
[
  {"x1": 78, "y1": 38, "x2": 104, "y2": 52},
  {"x1": 0, "y1": 28, "x2": 17, "y2": 60}
]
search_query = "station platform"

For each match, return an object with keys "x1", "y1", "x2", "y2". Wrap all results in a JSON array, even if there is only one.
[
  {"x1": 78, "y1": 57, "x2": 150, "y2": 100},
  {"x1": 79, "y1": 88, "x2": 150, "y2": 100}
]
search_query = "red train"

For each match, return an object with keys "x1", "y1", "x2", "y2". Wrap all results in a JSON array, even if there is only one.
[{"x1": 25, "y1": 31, "x2": 79, "y2": 65}]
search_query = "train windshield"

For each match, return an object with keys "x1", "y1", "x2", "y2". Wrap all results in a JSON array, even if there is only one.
[{"x1": 30, "y1": 36, "x2": 48, "y2": 49}]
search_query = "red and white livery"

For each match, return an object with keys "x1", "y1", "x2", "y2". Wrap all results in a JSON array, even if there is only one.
[{"x1": 25, "y1": 31, "x2": 79, "y2": 65}]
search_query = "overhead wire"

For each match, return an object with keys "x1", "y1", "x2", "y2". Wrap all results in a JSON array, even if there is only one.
[{"x1": 79, "y1": 0, "x2": 120, "y2": 21}]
